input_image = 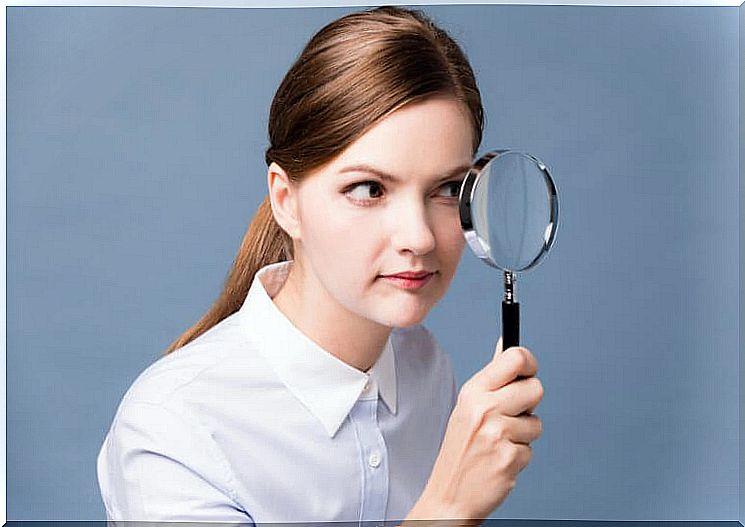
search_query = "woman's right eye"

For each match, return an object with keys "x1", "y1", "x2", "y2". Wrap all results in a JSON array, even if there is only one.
[{"x1": 345, "y1": 181, "x2": 385, "y2": 205}]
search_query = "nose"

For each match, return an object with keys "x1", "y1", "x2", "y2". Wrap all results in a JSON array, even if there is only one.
[{"x1": 390, "y1": 198, "x2": 437, "y2": 256}]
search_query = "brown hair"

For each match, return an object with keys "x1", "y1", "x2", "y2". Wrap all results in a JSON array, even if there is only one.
[{"x1": 164, "y1": 5, "x2": 484, "y2": 354}]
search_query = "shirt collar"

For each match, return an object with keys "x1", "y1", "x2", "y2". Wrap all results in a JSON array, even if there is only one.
[{"x1": 237, "y1": 260, "x2": 397, "y2": 438}]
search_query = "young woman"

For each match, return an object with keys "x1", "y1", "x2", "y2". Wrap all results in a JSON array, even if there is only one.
[{"x1": 97, "y1": 6, "x2": 543, "y2": 524}]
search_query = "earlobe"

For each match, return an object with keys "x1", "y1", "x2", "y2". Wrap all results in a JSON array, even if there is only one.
[{"x1": 267, "y1": 162, "x2": 301, "y2": 240}]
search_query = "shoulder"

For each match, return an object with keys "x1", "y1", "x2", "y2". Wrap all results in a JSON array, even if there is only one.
[
  {"x1": 113, "y1": 311, "x2": 261, "y2": 416},
  {"x1": 100, "y1": 313, "x2": 255, "y2": 499}
]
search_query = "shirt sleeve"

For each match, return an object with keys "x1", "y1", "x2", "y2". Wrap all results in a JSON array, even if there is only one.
[{"x1": 97, "y1": 400, "x2": 254, "y2": 524}]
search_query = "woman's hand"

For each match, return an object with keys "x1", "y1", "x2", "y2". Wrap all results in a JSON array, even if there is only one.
[{"x1": 405, "y1": 337, "x2": 544, "y2": 525}]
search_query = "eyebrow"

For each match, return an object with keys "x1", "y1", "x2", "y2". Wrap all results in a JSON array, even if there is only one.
[{"x1": 337, "y1": 163, "x2": 471, "y2": 184}]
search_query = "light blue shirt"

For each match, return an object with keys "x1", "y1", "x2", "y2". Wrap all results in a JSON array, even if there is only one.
[{"x1": 97, "y1": 260, "x2": 458, "y2": 523}]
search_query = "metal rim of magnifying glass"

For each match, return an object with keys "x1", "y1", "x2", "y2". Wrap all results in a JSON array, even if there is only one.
[{"x1": 459, "y1": 149, "x2": 560, "y2": 273}]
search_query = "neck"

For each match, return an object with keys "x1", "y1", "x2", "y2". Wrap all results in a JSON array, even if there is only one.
[{"x1": 271, "y1": 261, "x2": 392, "y2": 373}]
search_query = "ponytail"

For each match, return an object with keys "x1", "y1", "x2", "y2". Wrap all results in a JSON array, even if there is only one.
[{"x1": 164, "y1": 196, "x2": 292, "y2": 354}]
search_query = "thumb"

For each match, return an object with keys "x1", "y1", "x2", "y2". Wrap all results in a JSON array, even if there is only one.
[{"x1": 493, "y1": 335, "x2": 504, "y2": 359}]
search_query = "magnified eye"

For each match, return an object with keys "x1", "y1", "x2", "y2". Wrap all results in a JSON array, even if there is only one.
[{"x1": 438, "y1": 180, "x2": 464, "y2": 198}]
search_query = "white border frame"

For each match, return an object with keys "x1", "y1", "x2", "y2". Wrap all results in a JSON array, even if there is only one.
[{"x1": 2, "y1": 0, "x2": 742, "y2": 523}]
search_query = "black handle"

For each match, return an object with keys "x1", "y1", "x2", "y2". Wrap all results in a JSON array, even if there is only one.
[
  {"x1": 502, "y1": 300, "x2": 520, "y2": 351},
  {"x1": 503, "y1": 300, "x2": 530, "y2": 414}
]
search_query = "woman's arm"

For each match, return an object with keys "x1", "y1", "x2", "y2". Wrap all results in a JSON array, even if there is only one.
[
  {"x1": 399, "y1": 339, "x2": 544, "y2": 527},
  {"x1": 97, "y1": 400, "x2": 254, "y2": 523}
]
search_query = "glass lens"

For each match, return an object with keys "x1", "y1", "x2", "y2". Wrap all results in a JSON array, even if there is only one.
[{"x1": 471, "y1": 151, "x2": 554, "y2": 272}]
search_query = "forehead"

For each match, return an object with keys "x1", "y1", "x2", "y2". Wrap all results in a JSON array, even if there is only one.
[{"x1": 322, "y1": 97, "x2": 475, "y2": 179}]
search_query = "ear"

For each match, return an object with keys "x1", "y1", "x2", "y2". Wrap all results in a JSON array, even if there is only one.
[{"x1": 267, "y1": 162, "x2": 301, "y2": 240}]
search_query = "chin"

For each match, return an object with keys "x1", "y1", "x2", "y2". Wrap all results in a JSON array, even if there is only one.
[{"x1": 383, "y1": 307, "x2": 430, "y2": 328}]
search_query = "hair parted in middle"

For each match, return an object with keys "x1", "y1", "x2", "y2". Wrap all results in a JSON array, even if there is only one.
[{"x1": 265, "y1": 5, "x2": 484, "y2": 177}]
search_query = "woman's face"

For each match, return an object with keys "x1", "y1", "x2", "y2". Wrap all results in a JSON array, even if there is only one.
[{"x1": 282, "y1": 96, "x2": 474, "y2": 329}]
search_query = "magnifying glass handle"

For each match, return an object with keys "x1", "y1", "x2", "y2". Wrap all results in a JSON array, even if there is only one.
[{"x1": 502, "y1": 300, "x2": 520, "y2": 350}]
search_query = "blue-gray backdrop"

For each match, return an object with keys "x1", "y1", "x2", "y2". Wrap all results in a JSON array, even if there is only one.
[{"x1": 6, "y1": 4, "x2": 742, "y2": 521}]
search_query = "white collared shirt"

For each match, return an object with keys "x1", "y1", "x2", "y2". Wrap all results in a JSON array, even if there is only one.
[{"x1": 97, "y1": 260, "x2": 458, "y2": 523}]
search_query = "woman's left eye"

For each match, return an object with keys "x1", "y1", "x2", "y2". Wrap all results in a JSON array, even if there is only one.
[{"x1": 438, "y1": 180, "x2": 463, "y2": 198}]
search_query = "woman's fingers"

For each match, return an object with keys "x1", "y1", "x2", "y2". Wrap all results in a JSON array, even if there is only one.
[
  {"x1": 470, "y1": 346, "x2": 539, "y2": 392},
  {"x1": 484, "y1": 376, "x2": 544, "y2": 417},
  {"x1": 503, "y1": 413, "x2": 542, "y2": 445},
  {"x1": 481, "y1": 412, "x2": 541, "y2": 446},
  {"x1": 514, "y1": 443, "x2": 534, "y2": 472}
]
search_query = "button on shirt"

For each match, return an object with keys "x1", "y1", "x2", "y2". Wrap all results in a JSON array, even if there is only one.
[{"x1": 97, "y1": 260, "x2": 458, "y2": 523}]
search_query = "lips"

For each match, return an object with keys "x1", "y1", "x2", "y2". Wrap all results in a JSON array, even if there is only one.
[
  {"x1": 380, "y1": 271, "x2": 436, "y2": 291},
  {"x1": 381, "y1": 271, "x2": 434, "y2": 279}
]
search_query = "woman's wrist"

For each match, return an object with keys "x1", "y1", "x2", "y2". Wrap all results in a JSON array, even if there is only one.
[{"x1": 400, "y1": 490, "x2": 482, "y2": 527}]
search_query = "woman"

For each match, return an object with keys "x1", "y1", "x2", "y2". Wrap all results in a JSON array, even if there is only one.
[{"x1": 97, "y1": 6, "x2": 543, "y2": 524}]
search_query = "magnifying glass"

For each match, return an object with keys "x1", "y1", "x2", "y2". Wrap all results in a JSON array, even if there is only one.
[{"x1": 459, "y1": 150, "x2": 559, "y2": 351}]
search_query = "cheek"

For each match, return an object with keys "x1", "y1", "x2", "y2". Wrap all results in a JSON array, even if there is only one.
[
  {"x1": 434, "y1": 213, "x2": 466, "y2": 256},
  {"x1": 302, "y1": 207, "x2": 383, "y2": 269}
]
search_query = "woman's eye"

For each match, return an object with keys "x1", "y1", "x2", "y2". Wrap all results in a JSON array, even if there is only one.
[
  {"x1": 346, "y1": 181, "x2": 384, "y2": 203},
  {"x1": 344, "y1": 179, "x2": 464, "y2": 205},
  {"x1": 438, "y1": 180, "x2": 463, "y2": 198}
]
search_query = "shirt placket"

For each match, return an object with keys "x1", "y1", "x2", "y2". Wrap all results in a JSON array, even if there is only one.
[{"x1": 348, "y1": 377, "x2": 389, "y2": 522}]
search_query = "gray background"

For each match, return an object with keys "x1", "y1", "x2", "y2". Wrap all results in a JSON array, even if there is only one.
[
  {"x1": 738, "y1": 3, "x2": 743, "y2": 526},
  {"x1": 6, "y1": 4, "x2": 741, "y2": 522}
]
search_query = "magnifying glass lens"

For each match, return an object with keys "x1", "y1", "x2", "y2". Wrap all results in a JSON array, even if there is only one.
[{"x1": 472, "y1": 152, "x2": 555, "y2": 272}]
